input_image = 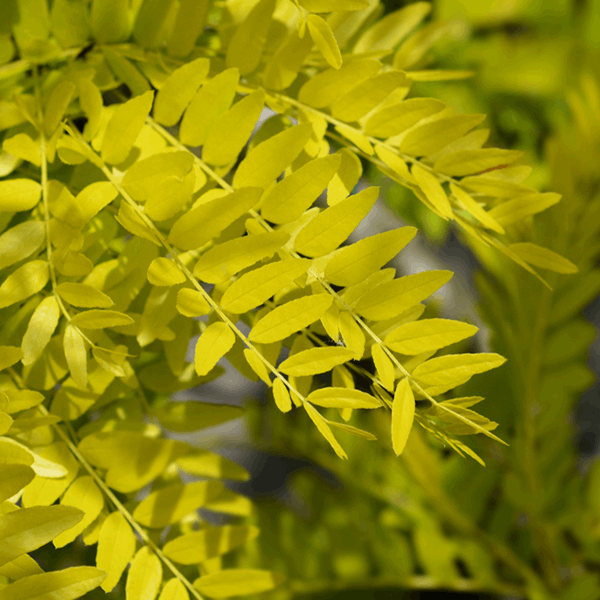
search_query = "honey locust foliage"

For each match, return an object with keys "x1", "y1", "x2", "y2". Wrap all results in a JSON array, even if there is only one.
[{"x1": 0, "y1": 0, "x2": 577, "y2": 599}]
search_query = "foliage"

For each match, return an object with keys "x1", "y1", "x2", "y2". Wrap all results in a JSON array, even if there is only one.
[{"x1": 0, "y1": 0, "x2": 587, "y2": 599}]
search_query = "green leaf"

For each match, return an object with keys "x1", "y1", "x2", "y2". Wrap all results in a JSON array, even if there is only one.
[
  {"x1": 43, "y1": 81, "x2": 75, "y2": 135},
  {"x1": 56, "y1": 282, "x2": 114, "y2": 308},
  {"x1": 386, "y1": 318, "x2": 478, "y2": 355},
  {"x1": 411, "y1": 164, "x2": 453, "y2": 219},
  {"x1": 233, "y1": 123, "x2": 314, "y2": 190},
  {"x1": 226, "y1": 0, "x2": 276, "y2": 75},
  {"x1": 0, "y1": 465, "x2": 35, "y2": 503},
  {"x1": 509, "y1": 243, "x2": 578, "y2": 274},
  {"x1": 260, "y1": 153, "x2": 341, "y2": 224},
  {"x1": 180, "y1": 68, "x2": 239, "y2": 147},
  {"x1": 164, "y1": 525, "x2": 259, "y2": 564},
  {"x1": 203, "y1": 90, "x2": 265, "y2": 166},
  {"x1": 299, "y1": 60, "x2": 380, "y2": 108},
  {"x1": 249, "y1": 295, "x2": 333, "y2": 343},
  {"x1": 307, "y1": 387, "x2": 380, "y2": 409},
  {"x1": 78, "y1": 79, "x2": 102, "y2": 140},
  {"x1": 0, "y1": 566, "x2": 106, "y2": 600},
  {"x1": 391, "y1": 378, "x2": 415, "y2": 456},
  {"x1": 299, "y1": 0, "x2": 369, "y2": 10},
  {"x1": 194, "y1": 322, "x2": 236, "y2": 376},
  {"x1": 194, "y1": 569, "x2": 285, "y2": 599},
  {"x1": 194, "y1": 230, "x2": 289, "y2": 284},
  {"x1": 71, "y1": 310, "x2": 134, "y2": 329},
  {"x1": 365, "y1": 98, "x2": 445, "y2": 138},
  {"x1": 166, "y1": 0, "x2": 209, "y2": 57},
  {"x1": 147, "y1": 257, "x2": 186, "y2": 286},
  {"x1": 154, "y1": 58, "x2": 210, "y2": 126},
  {"x1": 325, "y1": 227, "x2": 416, "y2": 287},
  {"x1": 54, "y1": 476, "x2": 104, "y2": 548},
  {"x1": 294, "y1": 186, "x2": 378, "y2": 256},
  {"x1": 220, "y1": 259, "x2": 311, "y2": 313},
  {"x1": 101, "y1": 90, "x2": 154, "y2": 165},
  {"x1": 169, "y1": 187, "x2": 262, "y2": 251},
  {"x1": 176, "y1": 288, "x2": 211, "y2": 317},
  {"x1": 279, "y1": 347, "x2": 355, "y2": 376},
  {"x1": 307, "y1": 14, "x2": 343, "y2": 69},
  {"x1": 400, "y1": 114, "x2": 487, "y2": 157},
  {"x1": 103, "y1": 48, "x2": 151, "y2": 97},
  {"x1": 356, "y1": 270, "x2": 453, "y2": 321},
  {"x1": 0, "y1": 505, "x2": 83, "y2": 566},
  {"x1": 126, "y1": 547, "x2": 162, "y2": 600},
  {"x1": 155, "y1": 401, "x2": 244, "y2": 433},
  {"x1": 133, "y1": 481, "x2": 223, "y2": 528}
]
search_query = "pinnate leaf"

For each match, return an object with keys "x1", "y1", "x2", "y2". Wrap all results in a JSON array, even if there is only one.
[
  {"x1": 195, "y1": 323, "x2": 236, "y2": 376},
  {"x1": 392, "y1": 378, "x2": 415, "y2": 456}
]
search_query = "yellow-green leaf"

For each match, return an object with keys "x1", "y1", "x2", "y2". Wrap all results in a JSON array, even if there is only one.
[
  {"x1": 400, "y1": 114, "x2": 486, "y2": 157},
  {"x1": 54, "y1": 476, "x2": 104, "y2": 548},
  {"x1": 63, "y1": 324, "x2": 87, "y2": 389},
  {"x1": 103, "y1": 48, "x2": 150, "y2": 97},
  {"x1": 0, "y1": 260, "x2": 48, "y2": 309},
  {"x1": 338, "y1": 311, "x2": 365, "y2": 358},
  {"x1": 164, "y1": 525, "x2": 260, "y2": 565},
  {"x1": 226, "y1": 0, "x2": 276, "y2": 75},
  {"x1": 116, "y1": 201, "x2": 161, "y2": 245},
  {"x1": 147, "y1": 257, "x2": 186, "y2": 286},
  {"x1": 325, "y1": 227, "x2": 416, "y2": 287},
  {"x1": 385, "y1": 318, "x2": 478, "y2": 355},
  {"x1": 233, "y1": 123, "x2": 313, "y2": 190},
  {"x1": 434, "y1": 148, "x2": 523, "y2": 177},
  {"x1": 166, "y1": 0, "x2": 209, "y2": 57},
  {"x1": 0, "y1": 346, "x2": 23, "y2": 371},
  {"x1": 3, "y1": 133, "x2": 41, "y2": 166},
  {"x1": 176, "y1": 450, "x2": 249, "y2": 481},
  {"x1": 243, "y1": 348, "x2": 272, "y2": 384},
  {"x1": 71, "y1": 309, "x2": 134, "y2": 329},
  {"x1": 126, "y1": 547, "x2": 162, "y2": 600},
  {"x1": 101, "y1": 90, "x2": 154, "y2": 165},
  {"x1": 299, "y1": 0, "x2": 369, "y2": 10},
  {"x1": 154, "y1": 58, "x2": 211, "y2": 126},
  {"x1": 260, "y1": 153, "x2": 341, "y2": 224},
  {"x1": 176, "y1": 288, "x2": 211, "y2": 317},
  {"x1": 449, "y1": 183, "x2": 505, "y2": 234},
  {"x1": 391, "y1": 378, "x2": 414, "y2": 456},
  {"x1": 220, "y1": 259, "x2": 311, "y2": 313},
  {"x1": 327, "y1": 420, "x2": 377, "y2": 441},
  {"x1": 364, "y1": 98, "x2": 445, "y2": 138},
  {"x1": 0, "y1": 505, "x2": 83, "y2": 566},
  {"x1": 194, "y1": 569, "x2": 285, "y2": 599},
  {"x1": 354, "y1": 2, "x2": 430, "y2": 53},
  {"x1": 411, "y1": 164, "x2": 453, "y2": 219},
  {"x1": 203, "y1": 90, "x2": 265, "y2": 166},
  {"x1": 0, "y1": 221, "x2": 44, "y2": 270},
  {"x1": 180, "y1": 68, "x2": 239, "y2": 147},
  {"x1": 78, "y1": 79, "x2": 103, "y2": 140},
  {"x1": 156, "y1": 401, "x2": 245, "y2": 433},
  {"x1": 356, "y1": 270, "x2": 453, "y2": 321},
  {"x1": 331, "y1": 71, "x2": 409, "y2": 122},
  {"x1": 413, "y1": 353, "x2": 507, "y2": 389},
  {"x1": 294, "y1": 186, "x2": 378, "y2": 256},
  {"x1": 169, "y1": 187, "x2": 262, "y2": 251},
  {"x1": 303, "y1": 403, "x2": 347, "y2": 459},
  {"x1": 56, "y1": 282, "x2": 114, "y2": 308},
  {"x1": 133, "y1": 481, "x2": 223, "y2": 528},
  {"x1": 272, "y1": 378, "x2": 292, "y2": 412},
  {"x1": 195, "y1": 322, "x2": 236, "y2": 376},
  {"x1": 298, "y1": 59, "x2": 380, "y2": 108},
  {"x1": 249, "y1": 295, "x2": 333, "y2": 343},
  {"x1": 372, "y1": 344, "x2": 395, "y2": 391},
  {"x1": 307, "y1": 14, "x2": 342, "y2": 69},
  {"x1": 279, "y1": 347, "x2": 355, "y2": 376},
  {"x1": 262, "y1": 29, "x2": 314, "y2": 90},
  {"x1": 0, "y1": 465, "x2": 35, "y2": 503},
  {"x1": 158, "y1": 579, "x2": 189, "y2": 600},
  {"x1": 307, "y1": 387, "x2": 380, "y2": 409},
  {"x1": 509, "y1": 243, "x2": 578, "y2": 274},
  {"x1": 488, "y1": 193, "x2": 561, "y2": 227},
  {"x1": 0, "y1": 566, "x2": 106, "y2": 600},
  {"x1": 194, "y1": 230, "x2": 289, "y2": 284},
  {"x1": 44, "y1": 81, "x2": 75, "y2": 135}
]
